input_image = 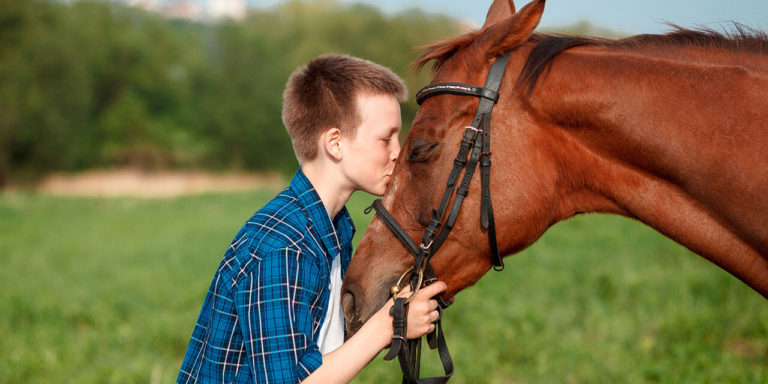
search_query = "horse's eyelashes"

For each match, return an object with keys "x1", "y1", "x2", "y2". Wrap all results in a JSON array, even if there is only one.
[{"x1": 408, "y1": 142, "x2": 440, "y2": 162}]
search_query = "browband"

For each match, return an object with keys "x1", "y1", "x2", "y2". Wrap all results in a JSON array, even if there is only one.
[{"x1": 415, "y1": 82, "x2": 500, "y2": 105}]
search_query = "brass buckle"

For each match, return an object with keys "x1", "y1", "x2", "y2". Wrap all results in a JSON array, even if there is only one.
[
  {"x1": 390, "y1": 266, "x2": 424, "y2": 304},
  {"x1": 464, "y1": 126, "x2": 482, "y2": 140}
]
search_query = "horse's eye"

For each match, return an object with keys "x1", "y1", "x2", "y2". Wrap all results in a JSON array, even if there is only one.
[{"x1": 408, "y1": 142, "x2": 439, "y2": 162}]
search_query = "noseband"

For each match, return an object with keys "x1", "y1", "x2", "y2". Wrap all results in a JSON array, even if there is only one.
[{"x1": 365, "y1": 52, "x2": 511, "y2": 383}]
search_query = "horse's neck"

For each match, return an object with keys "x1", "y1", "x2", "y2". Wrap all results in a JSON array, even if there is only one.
[{"x1": 529, "y1": 46, "x2": 768, "y2": 297}]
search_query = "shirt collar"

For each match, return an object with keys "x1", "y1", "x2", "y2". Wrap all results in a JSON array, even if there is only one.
[{"x1": 290, "y1": 169, "x2": 355, "y2": 258}]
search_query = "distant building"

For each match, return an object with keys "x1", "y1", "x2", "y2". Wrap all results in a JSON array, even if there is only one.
[
  {"x1": 205, "y1": 0, "x2": 247, "y2": 21},
  {"x1": 160, "y1": 1, "x2": 201, "y2": 21},
  {"x1": 119, "y1": 0, "x2": 161, "y2": 11},
  {"x1": 114, "y1": 0, "x2": 247, "y2": 22}
]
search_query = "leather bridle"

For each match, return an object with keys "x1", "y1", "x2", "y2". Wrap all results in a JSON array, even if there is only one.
[{"x1": 364, "y1": 51, "x2": 511, "y2": 383}]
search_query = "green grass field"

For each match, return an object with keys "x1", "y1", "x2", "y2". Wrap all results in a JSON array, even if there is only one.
[{"x1": 1, "y1": 190, "x2": 766, "y2": 383}]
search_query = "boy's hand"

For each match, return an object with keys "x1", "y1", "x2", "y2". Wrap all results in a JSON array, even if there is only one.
[
  {"x1": 398, "y1": 282, "x2": 447, "y2": 339},
  {"x1": 370, "y1": 281, "x2": 448, "y2": 348}
]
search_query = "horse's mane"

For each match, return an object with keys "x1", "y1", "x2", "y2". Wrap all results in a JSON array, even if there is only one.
[
  {"x1": 517, "y1": 24, "x2": 768, "y2": 97},
  {"x1": 413, "y1": 24, "x2": 768, "y2": 97}
]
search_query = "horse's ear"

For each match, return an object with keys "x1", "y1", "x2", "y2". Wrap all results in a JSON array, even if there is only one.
[
  {"x1": 482, "y1": 0, "x2": 516, "y2": 30},
  {"x1": 476, "y1": 0, "x2": 545, "y2": 58}
]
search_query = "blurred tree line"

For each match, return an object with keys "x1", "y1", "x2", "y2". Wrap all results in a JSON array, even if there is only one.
[{"x1": 0, "y1": 0, "x2": 462, "y2": 186}]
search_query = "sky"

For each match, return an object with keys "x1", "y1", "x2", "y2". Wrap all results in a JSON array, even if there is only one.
[{"x1": 246, "y1": 0, "x2": 768, "y2": 35}]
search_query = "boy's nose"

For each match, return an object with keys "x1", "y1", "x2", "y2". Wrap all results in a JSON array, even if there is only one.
[{"x1": 392, "y1": 140, "x2": 401, "y2": 160}]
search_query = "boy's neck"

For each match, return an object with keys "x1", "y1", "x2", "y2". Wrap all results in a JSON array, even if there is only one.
[{"x1": 301, "y1": 161, "x2": 354, "y2": 219}]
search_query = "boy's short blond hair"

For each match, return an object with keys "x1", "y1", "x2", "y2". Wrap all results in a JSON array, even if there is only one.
[{"x1": 282, "y1": 54, "x2": 407, "y2": 163}]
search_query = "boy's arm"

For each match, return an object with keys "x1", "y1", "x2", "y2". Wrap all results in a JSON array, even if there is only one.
[
  {"x1": 300, "y1": 282, "x2": 447, "y2": 384},
  {"x1": 234, "y1": 247, "x2": 323, "y2": 383}
]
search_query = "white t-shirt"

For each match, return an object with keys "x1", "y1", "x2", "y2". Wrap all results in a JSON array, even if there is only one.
[{"x1": 317, "y1": 254, "x2": 345, "y2": 354}]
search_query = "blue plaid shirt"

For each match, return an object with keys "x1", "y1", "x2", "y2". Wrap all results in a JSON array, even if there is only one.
[{"x1": 178, "y1": 170, "x2": 355, "y2": 384}]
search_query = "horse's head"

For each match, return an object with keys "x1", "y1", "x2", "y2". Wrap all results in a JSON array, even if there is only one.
[{"x1": 342, "y1": 0, "x2": 557, "y2": 334}]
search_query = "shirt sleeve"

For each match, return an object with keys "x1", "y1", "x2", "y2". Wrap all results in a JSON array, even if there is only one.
[{"x1": 235, "y1": 247, "x2": 324, "y2": 384}]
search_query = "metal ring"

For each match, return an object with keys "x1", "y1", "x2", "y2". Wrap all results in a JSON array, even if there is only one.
[
  {"x1": 404, "y1": 267, "x2": 424, "y2": 305},
  {"x1": 389, "y1": 266, "x2": 424, "y2": 304},
  {"x1": 390, "y1": 266, "x2": 414, "y2": 299}
]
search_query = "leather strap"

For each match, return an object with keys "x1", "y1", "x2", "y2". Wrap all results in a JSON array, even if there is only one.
[
  {"x1": 420, "y1": 52, "x2": 511, "y2": 269},
  {"x1": 479, "y1": 107, "x2": 504, "y2": 270},
  {"x1": 384, "y1": 295, "x2": 453, "y2": 384},
  {"x1": 366, "y1": 200, "x2": 422, "y2": 258},
  {"x1": 365, "y1": 51, "x2": 512, "y2": 384},
  {"x1": 427, "y1": 120, "x2": 484, "y2": 258},
  {"x1": 416, "y1": 83, "x2": 499, "y2": 105},
  {"x1": 422, "y1": 125, "x2": 480, "y2": 246},
  {"x1": 384, "y1": 297, "x2": 409, "y2": 361},
  {"x1": 478, "y1": 53, "x2": 509, "y2": 271}
]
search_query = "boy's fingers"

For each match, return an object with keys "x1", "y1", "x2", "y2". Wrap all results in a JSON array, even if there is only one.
[
  {"x1": 415, "y1": 281, "x2": 447, "y2": 299},
  {"x1": 430, "y1": 309, "x2": 441, "y2": 322},
  {"x1": 396, "y1": 285, "x2": 412, "y2": 298},
  {"x1": 393, "y1": 281, "x2": 446, "y2": 301}
]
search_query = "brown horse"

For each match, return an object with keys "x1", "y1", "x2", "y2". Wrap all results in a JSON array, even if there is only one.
[{"x1": 342, "y1": 0, "x2": 768, "y2": 334}]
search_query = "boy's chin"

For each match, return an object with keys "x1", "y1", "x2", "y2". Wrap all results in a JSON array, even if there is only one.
[
  {"x1": 368, "y1": 188, "x2": 386, "y2": 197},
  {"x1": 361, "y1": 184, "x2": 386, "y2": 197}
]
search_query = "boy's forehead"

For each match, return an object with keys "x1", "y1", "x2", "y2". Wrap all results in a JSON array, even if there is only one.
[
  {"x1": 354, "y1": 90, "x2": 400, "y2": 105},
  {"x1": 351, "y1": 93, "x2": 401, "y2": 136},
  {"x1": 356, "y1": 91, "x2": 400, "y2": 114}
]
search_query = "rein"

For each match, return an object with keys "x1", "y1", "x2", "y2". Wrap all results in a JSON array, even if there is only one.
[{"x1": 364, "y1": 51, "x2": 511, "y2": 384}]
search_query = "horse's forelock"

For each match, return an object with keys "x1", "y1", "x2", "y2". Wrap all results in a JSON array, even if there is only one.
[{"x1": 412, "y1": 31, "x2": 481, "y2": 73}]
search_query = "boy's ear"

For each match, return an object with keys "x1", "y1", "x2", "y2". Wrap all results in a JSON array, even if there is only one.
[{"x1": 322, "y1": 127, "x2": 344, "y2": 161}]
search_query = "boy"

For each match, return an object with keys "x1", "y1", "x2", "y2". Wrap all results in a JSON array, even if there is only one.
[{"x1": 177, "y1": 54, "x2": 445, "y2": 384}]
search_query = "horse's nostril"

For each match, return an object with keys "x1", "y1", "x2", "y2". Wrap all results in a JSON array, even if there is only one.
[{"x1": 342, "y1": 292, "x2": 355, "y2": 321}]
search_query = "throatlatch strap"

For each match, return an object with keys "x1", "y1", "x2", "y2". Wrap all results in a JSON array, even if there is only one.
[
  {"x1": 478, "y1": 53, "x2": 509, "y2": 271},
  {"x1": 479, "y1": 114, "x2": 504, "y2": 270}
]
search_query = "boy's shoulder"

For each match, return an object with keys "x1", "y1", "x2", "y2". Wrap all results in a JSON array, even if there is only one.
[
  {"x1": 212, "y1": 185, "x2": 324, "y2": 291},
  {"x1": 216, "y1": 186, "x2": 310, "y2": 278},
  {"x1": 240, "y1": 186, "x2": 309, "y2": 253}
]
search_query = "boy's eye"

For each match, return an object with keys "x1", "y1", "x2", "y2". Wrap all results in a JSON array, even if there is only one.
[{"x1": 408, "y1": 142, "x2": 439, "y2": 162}]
